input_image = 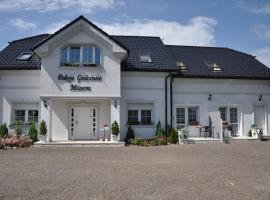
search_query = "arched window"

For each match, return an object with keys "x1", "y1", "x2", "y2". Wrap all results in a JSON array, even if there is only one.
[{"x1": 60, "y1": 45, "x2": 101, "y2": 67}]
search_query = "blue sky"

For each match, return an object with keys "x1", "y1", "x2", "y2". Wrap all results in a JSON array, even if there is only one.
[{"x1": 0, "y1": 0, "x2": 270, "y2": 67}]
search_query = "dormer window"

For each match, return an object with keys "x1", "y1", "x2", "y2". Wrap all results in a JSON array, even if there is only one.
[
  {"x1": 206, "y1": 62, "x2": 223, "y2": 72},
  {"x1": 140, "y1": 55, "x2": 152, "y2": 63},
  {"x1": 16, "y1": 52, "x2": 32, "y2": 61},
  {"x1": 176, "y1": 61, "x2": 188, "y2": 71},
  {"x1": 60, "y1": 45, "x2": 101, "y2": 67}
]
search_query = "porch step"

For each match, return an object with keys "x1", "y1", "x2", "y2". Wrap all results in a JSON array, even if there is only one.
[
  {"x1": 34, "y1": 141, "x2": 125, "y2": 147},
  {"x1": 180, "y1": 138, "x2": 222, "y2": 144}
]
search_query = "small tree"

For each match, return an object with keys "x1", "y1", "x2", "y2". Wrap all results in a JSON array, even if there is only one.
[
  {"x1": 168, "y1": 128, "x2": 178, "y2": 144},
  {"x1": 28, "y1": 122, "x2": 38, "y2": 143},
  {"x1": 124, "y1": 125, "x2": 135, "y2": 145},
  {"x1": 155, "y1": 121, "x2": 165, "y2": 137},
  {"x1": 39, "y1": 120, "x2": 47, "y2": 136},
  {"x1": 15, "y1": 120, "x2": 22, "y2": 138},
  {"x1": 111, "y1": 121, "x2": 119, "y2": 136},
  {"x1": 0, "y1": 123, "x2": 8, "y2": 138}
]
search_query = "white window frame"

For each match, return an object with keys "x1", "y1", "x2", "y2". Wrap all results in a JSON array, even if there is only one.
[
  {"x1": 12, "y1": 103, "x2": 39, "y2": 124},
  {"x1": 127, "y1": 103, "x2": 154, "y2": 125},
  {"x1": 60, "y1": 44, "x2": 102, "y2": 67},
  {"x1": 219, "y1": 106, "x2": 240, "y2": 136},
  {"x1": 175, "y1": 106, "x2": 199, "y2": 129}
]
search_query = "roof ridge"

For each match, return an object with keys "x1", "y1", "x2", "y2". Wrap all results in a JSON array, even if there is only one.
[
  {"x1": 112, "y1": 35, "x2": 160, "y2": 38},
  {"x1": 10, "y1": 34, "x2": 50, "y2": 43},
  {"x1": 166, "y1": 44, "x2": 227, "y2": 49}
]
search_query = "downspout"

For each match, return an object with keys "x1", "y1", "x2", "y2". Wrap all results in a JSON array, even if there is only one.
[
  {"x1": 165, "y1": 73, "x2": 171, "y2": 141},
  {"x1": 170, "y1": 73, "x2": 174, "y2": 130}
]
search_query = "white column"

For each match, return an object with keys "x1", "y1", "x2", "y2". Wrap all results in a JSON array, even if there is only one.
[
  {"x1": 40, "y1": 98, "x2": 53, "y2": 142},
  {"x1": 3, "y1": 97, "x2": 12, "y2": 125},
  {"x1": 110, "y1": 98, "x2": 120, "y2": 141}
]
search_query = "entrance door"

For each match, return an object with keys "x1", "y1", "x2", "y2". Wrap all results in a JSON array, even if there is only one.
[
  {"x1": 254, "y1": 106, "x2": 265, "y2": 130},
  {"x1": 71, "y1": 107, "x2": 97, "y2": 140}
]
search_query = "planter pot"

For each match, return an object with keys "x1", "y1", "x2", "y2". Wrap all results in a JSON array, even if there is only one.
[
  {"x1": 38, "y1": 135, "x2": 46, "y2": 143},
  {"x1": 105, "y1": 138, "x2": 109, "y2": 142},
  {"x1": 258, "y1": 133, "x2": 263, "y2": 141},
  {"x1": 251, "y1": 128, "x2": 258, "y2": 138},
  {"x1": 111, "y1": 134, "x2": 119, "y2": 142},
  {"x1": 99, "y1": 138, "x2": 104, "y2": 142}
]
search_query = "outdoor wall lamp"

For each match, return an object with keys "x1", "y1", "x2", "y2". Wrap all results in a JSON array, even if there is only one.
[
  {"x1": 259, "y1": 95, "x2": 262, "y2": 101},
  {"x1": 114, "y1": 100, "x2": 118, "y2": 108},
  {"x1": 43, "y1": 100, "x2": 47, "y2": 108},
  {"x1": 208, "y1": 94, "x2": 212, "y2": 101}
]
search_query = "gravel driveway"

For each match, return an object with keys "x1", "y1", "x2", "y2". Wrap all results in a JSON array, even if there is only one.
[{"x1": 0, "y1": 141, "x2": 270, "y2": 200}]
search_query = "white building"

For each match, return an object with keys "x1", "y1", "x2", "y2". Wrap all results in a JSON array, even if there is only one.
[{"x1": 0, "y1": 16, "x2": 269, "y2": 142}]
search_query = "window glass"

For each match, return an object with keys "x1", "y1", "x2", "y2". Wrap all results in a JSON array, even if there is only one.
[
  {"x1": 229, "y1": 108, "x2": 238, "y2": 123},
  {"x1": 28, "y1": 110, "x2": 38, "y2": 123},
  {"x1": 15, "y1": 110, "x2": 25, "y2": 122},
  {"x1": 128, "y1": 110, "x2": 139, "y2": 124},
  {"x1": 95, "y1": 47, "x2": 101, "y2": 66},
  {"x1": 83, "y1": 47, "x2": 93, "y2": 64},
  {"x1": 60, "y1": 47, "x2": 68, "y2": 65},
  {"x1": 188, "y1": 107, "x2": 198, "y2": 124},
  {"x1": 140, "y1": 55, "x2": 152, "y2": 63},
  {"x1": 219, "y1": 107, "x2": 227, "y2": 121},
  {"x1": 17, "y1": 53, "x2": 32, "y2": 61},
  {"x1": 69, "y1": 47, "x2": 80, "y2": 64},
  {"x1": 141, "y1": 110, "x2": 152, "y2": 125},
  {"x1": 176, "y1": 108, "x2": 185, "y2": 124}
]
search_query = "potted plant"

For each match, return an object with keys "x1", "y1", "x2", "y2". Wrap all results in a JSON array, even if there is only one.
[
  {"x1": 111, "y1": 121, "x2": 119, "y2": 142},
  {"x1": 250, "y1": 124, "x2": 258, "y2": 137},
  {"x1": 39, "y1": 120, "x2": 47, "y2": 143}
]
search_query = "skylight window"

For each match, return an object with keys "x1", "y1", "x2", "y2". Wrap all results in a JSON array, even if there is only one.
[
  {"x1": 176, "y1": 61, "x2": 188, "y2": 71},
  {"x1": 206, "y1": 62, "x2": 223, "y2": 72},
  {"x1": 140, "y1": 55, "x2": 152, "y2": 63},
  {"x1": 17, "y1": 52, "x2": 32, "y2": 61}
]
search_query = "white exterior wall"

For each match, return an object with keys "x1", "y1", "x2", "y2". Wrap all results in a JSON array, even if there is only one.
[
  {"x1": 50, "y1": 99, "x2": 110, "y2": 141},
  {"x1": 0, "y1": 71, "x2": 40, "y2": 125},
  {"x1": 121, "y1": 72, "x2": 168, "y2": 139},
  {"x1": 40, "y1": 31, "x2": 121, "y2": 98},
  {"x1": 121, "y1": 72, "x2": 270, "y2": 139}
]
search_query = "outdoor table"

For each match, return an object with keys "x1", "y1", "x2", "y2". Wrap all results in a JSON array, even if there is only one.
[{"x1": 195, "y1": 125, "x2": 206, "y2": 137}]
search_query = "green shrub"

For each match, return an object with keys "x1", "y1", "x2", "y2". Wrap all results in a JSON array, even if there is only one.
[
  {"x1": 0, "y1": 123, "x2": 8, "y2": 138},
  {"x1": 28, "y1": 122, "x2": 38, "y2": 143},
  {"x1": 168, "y1": 128, "x2": 178, "y2": 144},
  {"x1": 155, "y1": 121, "x2": 165, "y2": 137},
  {"x1": 248, "y1": 130, "x2": 252, "y2": 137},
  {"x1": 39, "y1": 120, "x2": 47, "y2": 136},
  {"x1": 223, "y1": 136, "x2": 230, "y2": 144},
  {"x1": 124, "y1": 125, "x2": 135, "y2": 145},
  {"x1": 15, "y1": 121, "x2": 22, "y2": 137},
  {"x1": 111, "y1": 121, "x2": 119, "y2": 136}
]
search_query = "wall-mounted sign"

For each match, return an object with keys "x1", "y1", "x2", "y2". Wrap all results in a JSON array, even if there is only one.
[{"x1": 58, "y1": 74, "x2": 102, "y2": 91}]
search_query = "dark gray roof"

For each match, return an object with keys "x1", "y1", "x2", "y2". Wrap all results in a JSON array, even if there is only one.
[
  {"x1": 167, "y1": 45, "x2": 270, "y2": 80},
  {"x1": 0, "y1": 34, "x2": 49, "y2": 70},
  {"x1": 112, "y1": 35, "x2": 178, "y2": 71},
  {"x1": 0, "y1": 23, "x2": 269, "y2": 80}
]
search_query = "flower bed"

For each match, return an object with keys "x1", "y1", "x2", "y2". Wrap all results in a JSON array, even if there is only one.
[
  {"x1": 0, "y1": 135, "x2": 32, "y2": 150},
  {"x1": 130, "y1": 136, "x2": 167, "y2": 146}
]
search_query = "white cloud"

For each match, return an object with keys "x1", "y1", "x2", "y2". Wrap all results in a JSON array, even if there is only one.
[
  {"x1": 9, "y1": 18, "x2": 36, "y2": 30},
  {"x1": 0, "y1": 0, "x2": 123, "y2": 13},
  {"x1": 41, "y1": 20, "x2": 69, "y2": 33},
  {"x1": 97, "y1": 16, "x2": 217, "y2": 46},
  {"x1": 248, "y1": 3, "x2": 270, "y2": 15},
  {"x1": 253, "y1": 47, "x2": 270, "y2": 67},
  {"x1": 251, "y1": 25, "x2": 270, "y2": 42}
]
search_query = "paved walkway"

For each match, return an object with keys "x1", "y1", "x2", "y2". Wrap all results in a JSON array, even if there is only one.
[{"x1": 0, "y1": 141, "x2": 270, "y2": 200}]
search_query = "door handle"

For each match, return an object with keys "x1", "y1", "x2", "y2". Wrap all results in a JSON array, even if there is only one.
[{"x1": 76, "y1": 121, "x2": 78, "y2": 125}]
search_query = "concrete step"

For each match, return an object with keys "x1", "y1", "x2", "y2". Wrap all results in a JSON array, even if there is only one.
[{"x1": 34, "y1": 141, "x2": 125, "y2": 147}]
